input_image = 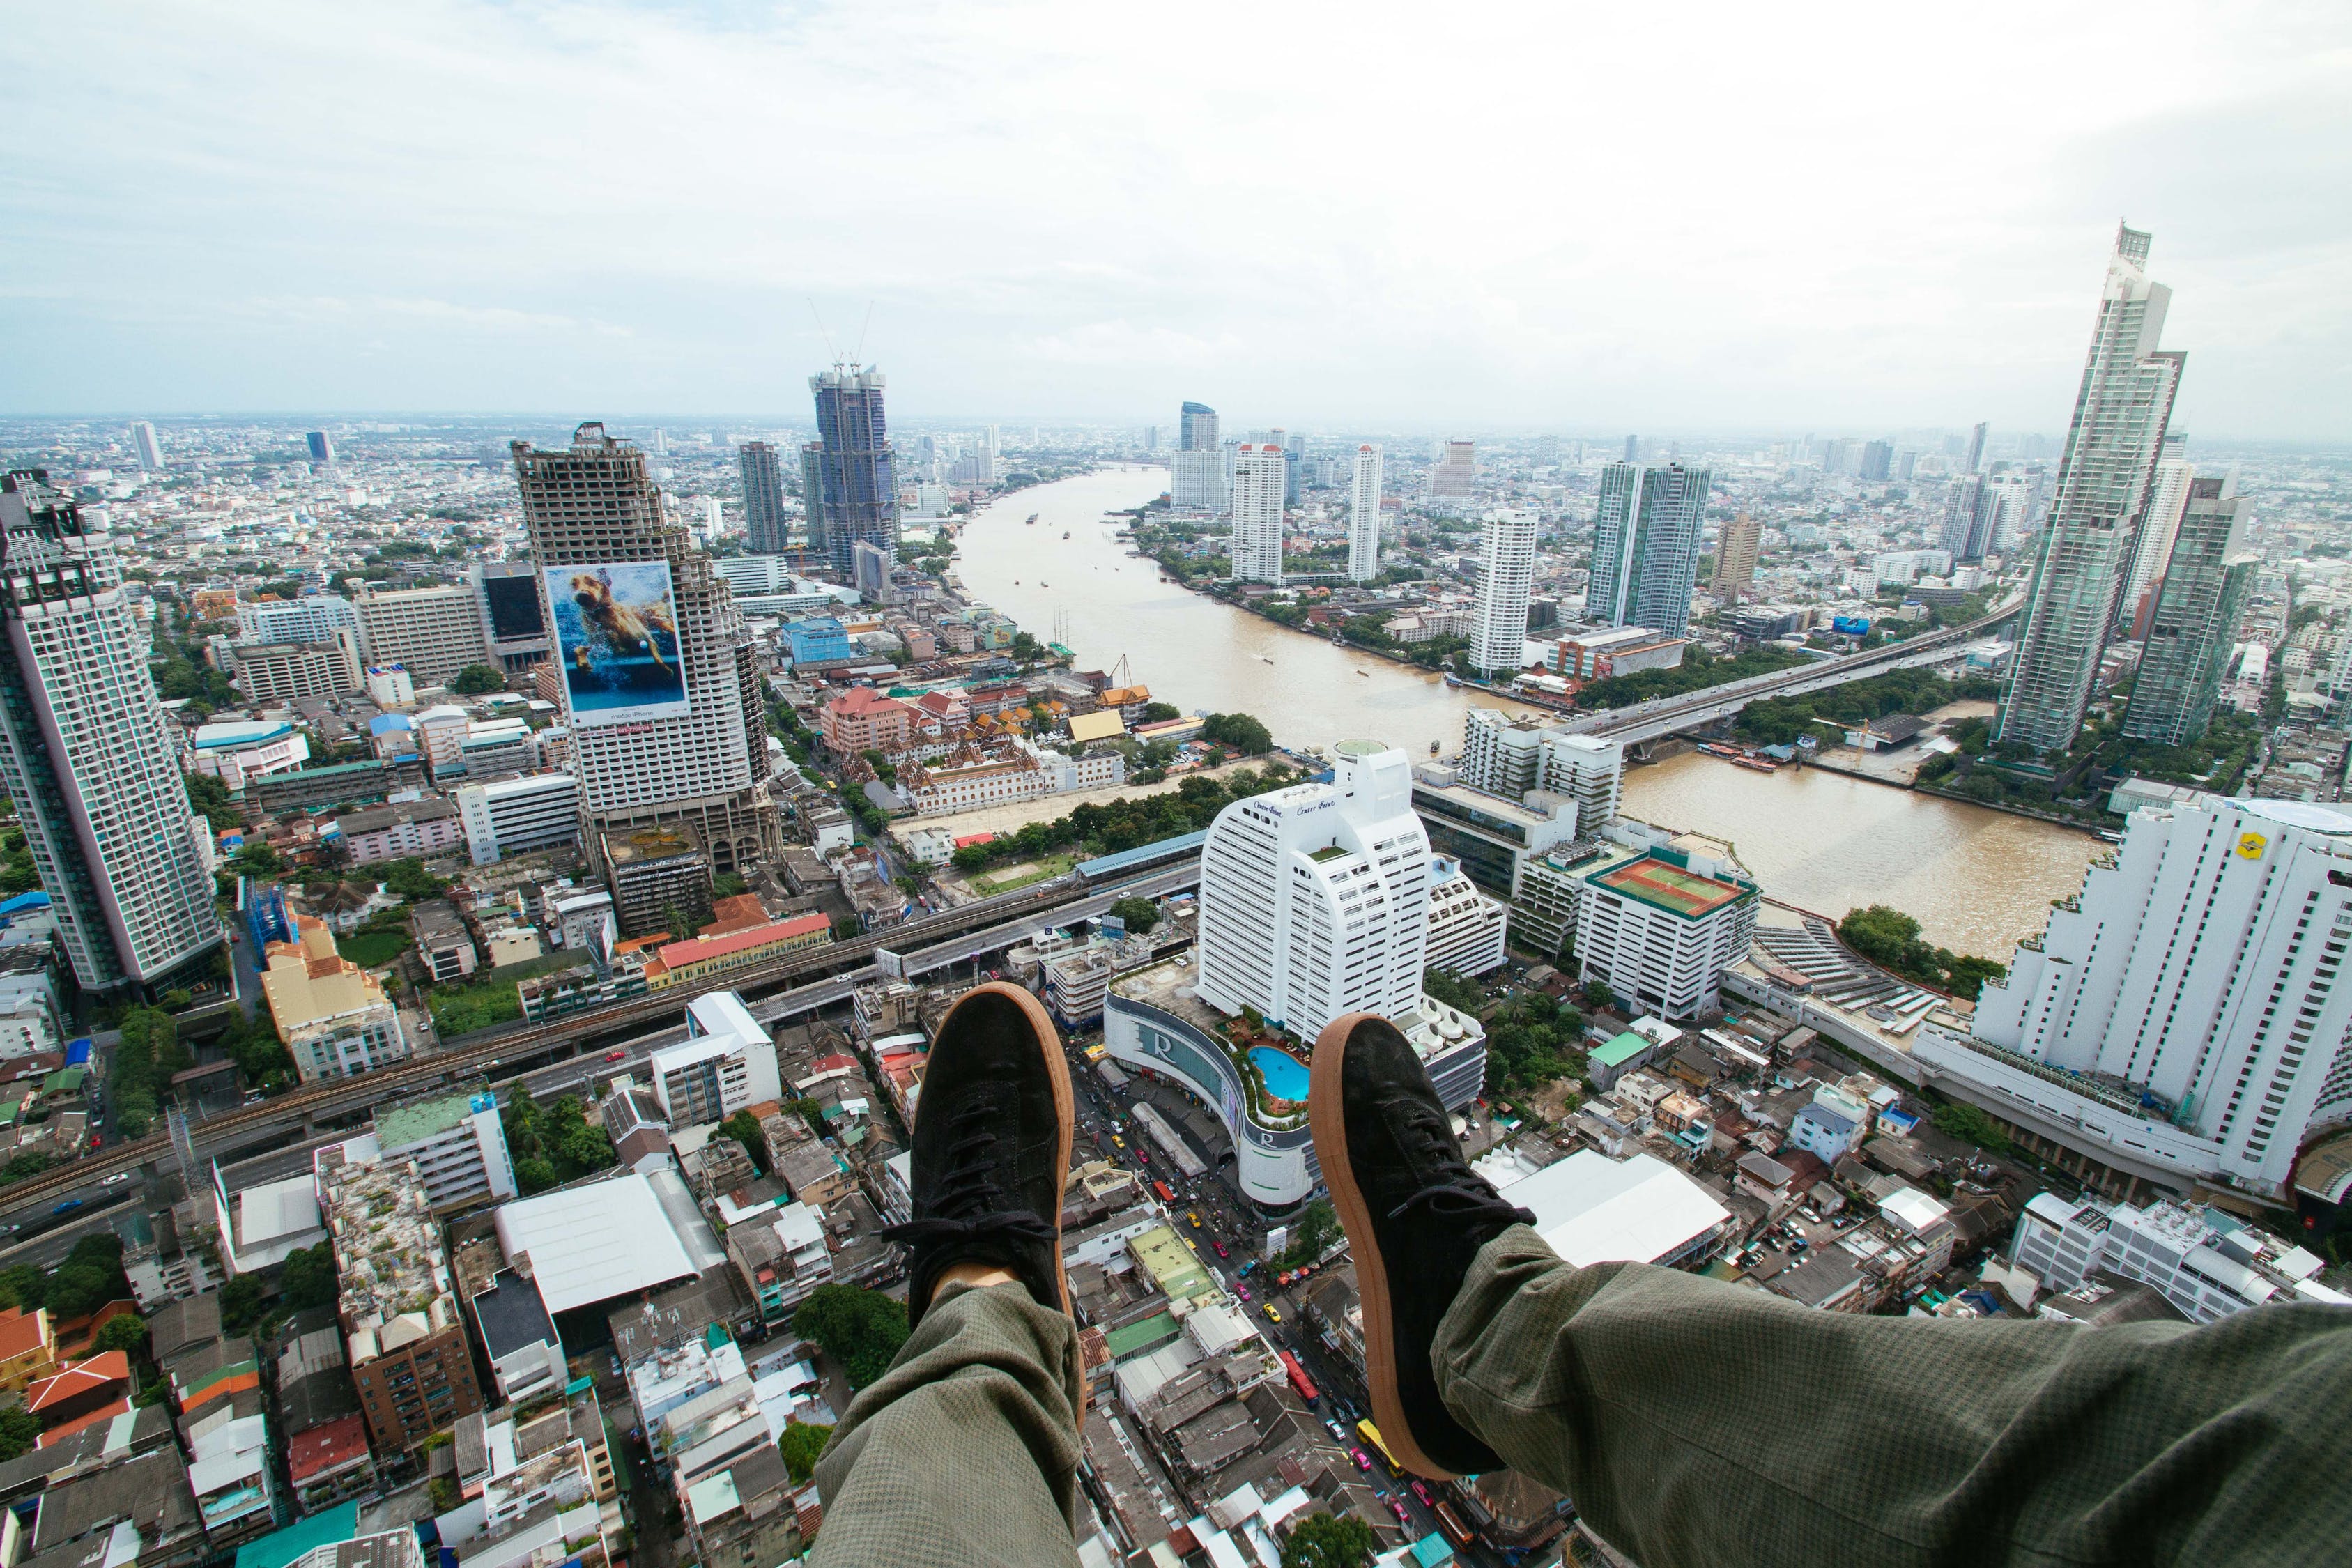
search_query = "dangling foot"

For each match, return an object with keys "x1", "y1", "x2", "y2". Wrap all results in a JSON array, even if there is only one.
[{"x1": 1309, "y1": 1013, "x2": 1533, "y2": 1479}]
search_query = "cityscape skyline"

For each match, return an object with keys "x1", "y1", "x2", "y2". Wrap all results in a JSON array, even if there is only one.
[{"x1": 7, "y1": 6, "x2": 2348, "y2": 438}]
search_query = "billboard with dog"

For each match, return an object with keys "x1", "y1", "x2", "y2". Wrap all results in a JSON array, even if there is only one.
[{"x1": 541, "y1": 562, "x2": 690, "y2": 725}]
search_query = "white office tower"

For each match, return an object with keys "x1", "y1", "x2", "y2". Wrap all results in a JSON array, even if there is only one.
[
  {"x1": 1170, "y1": 449, "x2": 1227, "y2": 512},
  {"x1": 457, "y1": 772, "x2": 581, "y2": 865},
  {"x1": 511, "y1": 424, "x2": 776, "y2": 893},
  {"x1": 1227, "y1": 444, "x2": 1286, "y2": 585},
  {"x1": 2121, "y1": 456, "x2": 2197, "y2": 626},
  {"x1": 1466, "y1": 509, "x2": 1537, "y2": 676},
  {"x1": 1197, "y1": 740, "x2": 1431, "y2": 1038},
  {"x1": 0, "y1": 472, "x2": 220, "y2": 995},
  {"x1": 1997, "y1": 224, "x2": 2187, "y2": 754},
  {"x1": 238, "y1": 594, "x2": 359, "y2": 647},
  {"x1": 353, "y1": 585, "x2": 492, "y2": 688},
  {"x1": 129, "y1": 421, "x2": 164, "y2": 472},
  {"x1": 1917, "y1": 796, "x2": 2352, "y2": 1202},
  {"x1": 1347, "y1": 445, "x2": 1384, "y2": 583},
  {"x1": 1425, "y1": 858, "x2": 1508, "y2": 976},
  {"x1": 1456, "y1": 712, "x2": 1622, "y2": 833}
]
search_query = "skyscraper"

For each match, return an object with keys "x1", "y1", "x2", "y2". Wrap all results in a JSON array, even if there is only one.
[
  {"x1": 1963, "y1": 421, "x2": 1989, "y2": 475},
  {"x1": 1228, "y1": 445, "x2": 1285, "y2": 585},
  {"x1": 305, "y1": 431, "x2": 335, "y2": 466},
  {"x1": 2121, "y1": 456, "x2": 2196, "y2": 631},
  {"x1": 1920, "y1": 794, "x2": 2352, "y2": 1200},
  {"x1": 1622, "y1": 435, "x2": 1640, "y2": 464},
  {"x1": 1347, "y1": 445, "x2": 1384, "y2": 583},
  {"x1": 1196, "y1": 741, "x2": 1431, "y2": 1038},
  {"x1": 2120, "y1": 477, "x2": 2254, "y2": 746},
  {"x1": 129, "y1": 421, "x2": 163, "y2": 472},
  {"x1": 805, "y1": 366, "x2": 899, "y2": 577},
  {"x1": 1430, "y1": 440, "x2": 1477, "y2": 509},
  {"x1": 1467, "y1": 509, "x2": 1537, "y2": 677},
  {"x1": 1178, "y1": 401, "x2": 1218, "y2": 452},
  {"x1": 1939, "y1": 475, "x2": 1994, "y2": 563},
  {"x1": 797, "y1": 444, "x2": 827, "y2": 557},
  {"x1": 737, "y1": 442, "x2": 790, "y2": 554},
  {"x1": 511, "y1": 424, "x2": 775, "y2": 921},
  {"x1": 1588, "y1": 462, "x2": 1711, "y2": 638},
  {"x1": 0, "y1": 472, "x2": 220, "y2": 996},
  {"x1": 1859, "y1": 440, "x2": 1893, "y2": 482},
  {"x1": 1711, "y1": 513, "x2": 1761, "y2": 601},
  {"x1": 1996, "y1": 225, "x2": 2187, "y2": 756},
  {"x1": 1283, "y1": 431, "x2": 1306, "y2": 505}
]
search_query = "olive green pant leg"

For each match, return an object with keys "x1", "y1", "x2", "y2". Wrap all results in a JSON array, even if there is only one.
[
  {"x1": 1431, "y1": 1224, "x2": 2352, "y2": 1568},
  {"x1": 811, "y1": 1280, "x2": 1086, "y2": 1568}
]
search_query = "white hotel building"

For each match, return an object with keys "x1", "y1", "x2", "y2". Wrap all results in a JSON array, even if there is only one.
[
  {"x1": 1912, "y1": 795, "x2": 2352, "y2": 1205},
  {"x1": 1105, "y1": 741, "x2": 1487, "y2": 1212}
]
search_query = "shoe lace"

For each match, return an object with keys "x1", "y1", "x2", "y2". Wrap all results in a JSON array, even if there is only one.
[
  {"x1": 882, "y1": 1097, "x2": 1057, "y2": 1250},
  {"x1": 1384, "y1": 1094, "x2": 1536, "y2": 1230}
]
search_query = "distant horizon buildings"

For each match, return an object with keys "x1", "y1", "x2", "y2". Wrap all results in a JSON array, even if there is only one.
[
  {"x1": 129, "y1": 420, "x2": 163, "y2": 472},
  {"x1": 1347, "y1": 443, "x2": 1383, "y2": 583},
  {"x1": 1997, "y1": 224, "x2": 2187, "y2": 756},
  {"x1": 1467, "y1": 508, "x2": 1537, "y2": 677},
  {"x1": 0, "y1": 470, "x2": 220, "y2": 997},
  {"x1": 1227, "y1": 443, "x2": 1284, "y2": 585},
  {"x1": 1588, "y1": 461, "x2": 1711, "y2": 639},
  {"x1": 1430, "y1": 439, "x2": 1476, "y2": 512},
  {"x1": 804, "y1": 365, "x2": 899, "y2": 577}
]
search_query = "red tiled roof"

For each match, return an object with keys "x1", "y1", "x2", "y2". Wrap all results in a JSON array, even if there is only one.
[
  {"x1": 0, "y1": 1306, "x2": 49, "y2": 1363},
  {"x1": 807, "y1": 1054, "x2": 859, "y2": 1075},
  {"x1": 952, "y1": 831, "x2": 997, "y2": 848},
  {"x1": 656, "y1": 912, "x2": 830, "y2": 969},
  {"x1": 288, "y1": 1413, "x2": 372, "y2": 1482},
  {"x1": 27, "y1": 1351, "x2": 128, "y2": 1412}
]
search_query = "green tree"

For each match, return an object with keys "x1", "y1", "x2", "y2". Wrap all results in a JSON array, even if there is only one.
[
  {"x1": 776, "y1": 1419, "x2": 833, "y2": 1484},
  {"x1": 229, "y1": 842, "x2": 284, "y2": 877},
  {"x1": 92, "y1": 1312, "x2": 150, "y2": 1356},
  {"x1": 380, "y1": 859, "x2": 448, "y2": 901},
  {"x1": 1282, "y1": 1512, "x2": 1377, "y2": 1568},
  {"x1": 1421, "y1": 968, "x2": 1484, "y2": 1015},
  {"x1": 279, "y1": 1242, "x2": 339, "y2": 1312},
  {"x1": 1581, "y1": 978, "x2": 1615, "y2": 1013},
  {"x1": 1139, "y1": 702, "x2": 1181, "y2": 723},
  {"x1": 450, "y1": 664, "x2": 508, "y2": 695},
  {"x1": 794, "y1": 1285, "x2": 909, "y2": 1388},
  {"x1": 1201, "y1": 712, "x2": 1273, "y2": 756},
  {"x1": 718, "y1": 1109, "x2": 769, "y2": 1174},
  {"x1": 0, "y1": 1406, "x2": 40, "y2": 1463},
  {"x1": 1107, "y1": 896, "x2": 1160, "y2": 934},
  {"x1": 219, "y1": 1275, "x2": 268, "y2": 1335},
  {"x1": 1932, "y1": 1100, "x2": 2013, "y2": 1155},
  {"x1": 713, "y1": 872, "x2": 751, "y2": 899}
]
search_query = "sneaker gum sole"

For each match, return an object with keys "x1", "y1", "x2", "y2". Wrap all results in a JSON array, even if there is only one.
[
  {"x1": 941, "y1": 980, "x2": 1084, "y2": 1431},
  {"x1": 1307, "y1": 1009, "x2": 1461, "y2": 1482}
]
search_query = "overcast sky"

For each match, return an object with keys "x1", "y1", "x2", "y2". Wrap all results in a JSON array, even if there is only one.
[{"x1": 6, "y1": 1, "x2": 2348, "y2": 439}]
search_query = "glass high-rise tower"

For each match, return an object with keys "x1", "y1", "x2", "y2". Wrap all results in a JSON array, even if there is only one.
[
  {"x1": 1588, "y1": 462, "x2": 1710, "y2": 638},
  {"x1": 1178, "y1": 401, "x2": 1219, "y2": 452},
  {"x1": 737, "y1": 440, "x2": 790, "y2": 554},
  {"x1": 2120, "y1": 477, "x2": 2254, "y2": 746},
  {"x1": 0, "y1": 472, "x2": 221, "y2": 996},
  {"x1": 1995, "y1": 225, "x2": 2185, "y2": 756},
  {"x1": 806, "y1": 366, "x2": 898, "y2": 578}
]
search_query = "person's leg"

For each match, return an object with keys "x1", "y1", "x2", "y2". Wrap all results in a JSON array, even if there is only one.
[
  {"x1": 1310, "y1": 1012, "x2": 2352, "y2": 1568},
  {"x1": 811, "y1": 1273, "x2": 1085, "y2": 1568},
  {"x1": 1433, "y1": 1224, "x2": 2352, "y2": 1567},
  {"x1": 810, "y1": 983, "x2": 1086, "y2": 1567}
]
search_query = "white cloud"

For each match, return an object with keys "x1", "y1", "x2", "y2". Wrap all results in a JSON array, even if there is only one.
[{"x1": 1, "y1": 0, "x2": 2346, "y2": 437}]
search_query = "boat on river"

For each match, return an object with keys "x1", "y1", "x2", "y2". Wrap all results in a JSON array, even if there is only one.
[{"x1": 1025, "y1": 513, "x2": 1038, "y2": 525}]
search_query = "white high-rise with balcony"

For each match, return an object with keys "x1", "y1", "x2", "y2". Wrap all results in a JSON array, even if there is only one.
[
  {"x1": 1228, "y1": 444, "x2": 1286, "y2": 585},
  {"x1": 2122, "y1": 456, "x2": 2197, "y2": 623},
  {"x1": 1467, "y1": 509, "x2": 1537, "y2": 676},
  {"x1": 1915, "y1": 794, "x2": 2352, "y2": 1201},
  {"x1": 1347, "y1": 445, "x2": 1384, "y2": 583},
  {"x1": 1197, "y1": 740, "x2": 1431, "y2": 1038}
]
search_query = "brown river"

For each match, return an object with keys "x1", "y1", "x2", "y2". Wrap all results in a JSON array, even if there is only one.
[{"x1": 953, "y1": 468, "x2": 2093, "y2": 959}]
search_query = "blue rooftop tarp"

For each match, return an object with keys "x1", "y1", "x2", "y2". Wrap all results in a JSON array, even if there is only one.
[
  {"x1": 63, "y1": 1039, "x2": 92, "y2": 1066},
  {"x1": 0, "y1": 891, "x2": 50, "y2": 920}
]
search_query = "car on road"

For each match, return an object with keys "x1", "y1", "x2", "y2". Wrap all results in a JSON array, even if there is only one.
[
  {"x1": 1211, "y1": 1240, "x2": 1227, "y2": 1258},
  {"x1": 1411, "y1": 1481, "x2": 1434, "y2": 1507},
  {"x1": 1134, "y1": 1147, "x2": 1148, "y2": 1164},
  {"x1": 1325, "y1": 1419, "x2": 1347, "y2": 1442},
  {"x1": 1262, "y1": 1303, "x2": 1282, "y2": 1323},
  {"x1": 99, "y1": 1173, "x2": 131, "y2": 1187},
  {"x1": 1389, "y1": 1500, "x2": 1411, "y2": 1525},
  {"x1": 605, "y1": 1050, "x2": 628, "y2": 1061},
  {"x1": 1350, "y1": 1447, "x2": 1371, "y2": 1472},
  {"x1": 1110, "y1": 1135, "x2": 1124, "y2": 1148},
  {"x1": 1234, "y1": 1283, "x2": 1250, "y2": 1301},
  {"x1": 51, "y1": 1200, "x2": 80, "y2": 1215}
]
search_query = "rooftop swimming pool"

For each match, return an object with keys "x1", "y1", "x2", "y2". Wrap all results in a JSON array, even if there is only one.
[{"x1": 1249, "y1": 1045, "x2": 1311, "y2": 1103}]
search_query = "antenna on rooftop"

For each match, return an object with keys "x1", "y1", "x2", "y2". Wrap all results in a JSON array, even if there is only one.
[{"x1": 806, "y1": 298, "x2": 843, "y2": 368}]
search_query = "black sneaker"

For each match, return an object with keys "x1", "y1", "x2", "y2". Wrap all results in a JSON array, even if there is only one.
[
  {"x1": 883, "y1": 983, "x2": 1075, "y2": 1339},
  {"x1": 1309, "y1": 1012, "x2": 1532, "y2": 1479}
]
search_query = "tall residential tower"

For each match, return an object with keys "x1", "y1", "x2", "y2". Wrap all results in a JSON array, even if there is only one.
[
  {"x1": 1711, "y1": 513, "x2": 1760, "y2": 601},
  {"x1": 1995, "y1": 225, "x2": 2186, "y2": 755},
  {"x1": 738, "y1": 441, "x2": 790, "y2": 554},
  {"x1": 1347, "y1": 444, "x2": 1384, "y2": 583},
  {"x1": 1467, "y1": 509, "x2": 1537, "y2": 677},
  {"x1": 2120, "y1": 477, "x2": 2254, "y2": 746},
  {"x1": 1228, "y1": 445, "x2": 1285, "y2": 585},
  {"x1": 1589, "y1": 462, "x2": 1710, "y2": 638},
  {"x1": 0, "y1": 472, "x2": 220, "y2": 996}
]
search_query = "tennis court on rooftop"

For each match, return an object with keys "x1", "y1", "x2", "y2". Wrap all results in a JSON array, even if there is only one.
[{"x1": 1594, "y1": 854, "x2": 1745, "y2": 918}]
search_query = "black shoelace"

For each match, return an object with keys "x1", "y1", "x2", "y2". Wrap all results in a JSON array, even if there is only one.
[
  {"x1": 882, "y1": 1096, "x2": 1056, "y2": 1249},
  {"x1": 1385, "y1": 1094, "x2": 1537, "y2": 1229}
]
